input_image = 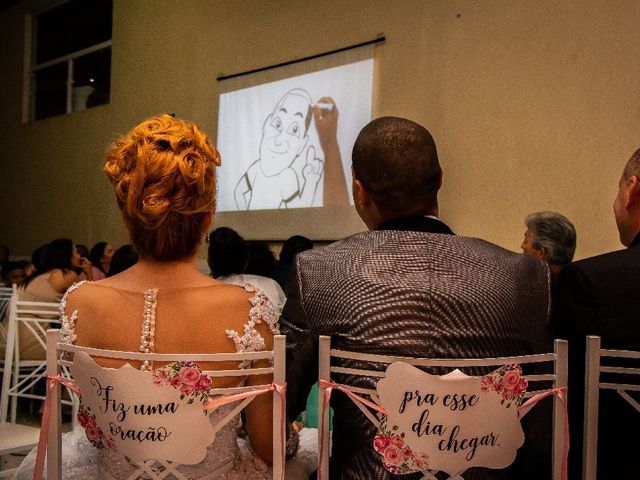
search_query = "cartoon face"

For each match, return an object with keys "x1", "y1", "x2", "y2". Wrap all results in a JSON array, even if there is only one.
[{"x1": 259, "y1": 93, "x2": 309, "y2": 177}]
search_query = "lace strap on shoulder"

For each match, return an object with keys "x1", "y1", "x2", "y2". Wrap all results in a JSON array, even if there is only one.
[
  {"x1": 59, "y1": 281, "x2": 89, "y2": 345},
  {"x1": 225, "y1": 283, "x2": 280, "y2": 357}
]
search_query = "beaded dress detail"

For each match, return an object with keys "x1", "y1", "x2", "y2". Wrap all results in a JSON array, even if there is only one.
[{"x1": 22, "y1": 282, "x2": 287, "y2": 480}]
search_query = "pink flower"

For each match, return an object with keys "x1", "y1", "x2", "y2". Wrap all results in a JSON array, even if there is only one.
[
  {"x1": 105, "y1": 436, "x2": 116, "y2": 451},
  {"x1": 413, "y1": 453, "x2": 429, "y2": 470},
  {"x1": 501, "y1": 389, "x2": 511, "y2": 399},
  {"x1": 84, "y1": 423, "x2": 100, "y2": 442},
  {"x1": 389, "y1": 435, "x2": 405, "y2": 448},
  {"x1": 373, "y1": 434, "x2": 391, "y2": 453},
  {"x1": 180, "y1": 384, "x2": 195, "y2": 395},
  {"x1": 195, "y1": 375, "x2": 212, "y2": 391},
  {"x1": 480, "y1": 376, "x2": 494, "y2": 392},
  {"x1": 383, "y1": 445, "x2": 405, "y2": 466},
  {"x1": 177, "y1": 366, "x2": 201, "y2": 386},
  {"x1": 502, "y1": 370, "x2": 521, "y2": 390},
  {"x1": 152, "y1": 370, "x2": 169, "y2": 386},
  {"x1": 77, "y1": 411, "x2": 89, "y2": 427}
]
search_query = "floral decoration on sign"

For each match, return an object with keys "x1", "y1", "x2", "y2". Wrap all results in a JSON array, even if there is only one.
[
  {"x1": 78, "y1": 405, "x2": 117, "y2": 451},
  {"x1": 373, "y1": 420, "x2": 430, "y2": 474},
  {"x1": 152, "y1": 361, "x2": 212, "y2": 404},
  {"x1": 480, "y1": 364, "x2": 527, "y2": 408}
]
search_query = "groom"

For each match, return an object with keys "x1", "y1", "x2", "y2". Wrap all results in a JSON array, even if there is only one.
[{"x1": 280, "y1": 116, "x2": 552, "y2": 479}]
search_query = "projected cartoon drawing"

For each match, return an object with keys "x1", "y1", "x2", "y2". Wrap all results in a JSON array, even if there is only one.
[{"x1": 234, "y1": 88, "x2": 347, "y2": 210}]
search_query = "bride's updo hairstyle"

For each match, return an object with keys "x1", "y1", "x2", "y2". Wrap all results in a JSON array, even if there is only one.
[{"x1": 104, "y1": 115, "x2": 221, "y2": 261}]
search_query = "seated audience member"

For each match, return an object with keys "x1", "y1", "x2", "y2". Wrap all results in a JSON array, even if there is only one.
[
  {"x1": 16, "y1": 114, "x2": 309, "y2": 480},
  {"x1": 553, "y1": 148, "x2": 640, "y2": 480},
  {"x1": 208, "y1": 227, "x2": 286, "y2": 315},
  {"x1": 89, "y1": 241, "x2": 115, "y2": 276},
  {"x1": 77, "y1": 243, "x2": 105, "y2": 281},
  {"x1": 1, "y1": 238, "x2": 90, "y2": 360},
  {"x1": 280, "y1": 116, "x2": 552, "y2": 479},
  {"x1": 521, "y1": 211, "x2": 576, "y2": 281},
  {"x1": 273, "y1": 235, "x2": 313, "y2": 289},
  {"x1": 246, "y1": 241, "x2": 278, "y2": 279},
  {"x1": 1, "y1": 260, "x2": 26, "y2": 287},
  {"x1": 107, "y1": 244, "x2": 139, "y2": 276}
]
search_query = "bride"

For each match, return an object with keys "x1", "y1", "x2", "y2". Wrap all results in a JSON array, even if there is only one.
[{"x1": 17, "y1": 115, "x2": 311, "y2": 479}]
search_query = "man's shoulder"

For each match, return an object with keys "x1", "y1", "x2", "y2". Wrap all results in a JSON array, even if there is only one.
[
  {"x1": 297, "y1": 230, "x2": 540, "y2": 269},
  {"x1": 567, "y1": 244, "x2": 640, "y2": 276}
]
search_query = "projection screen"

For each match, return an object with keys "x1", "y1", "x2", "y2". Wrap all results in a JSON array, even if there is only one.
[{"x1": 215, "y1": 45, "x2": 374, "y2": 240}]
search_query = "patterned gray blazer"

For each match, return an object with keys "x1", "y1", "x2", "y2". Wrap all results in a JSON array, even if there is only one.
[{"x1": 280, "y1": 225, "x2": 551, "y2": 480}]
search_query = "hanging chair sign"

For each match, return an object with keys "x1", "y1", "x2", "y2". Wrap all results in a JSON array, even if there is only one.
[
  {"x1": 71, "y1": 352, "x2": 215, "y2": 464},
  {"x1": 375, "y1": 363, "x2": 527, "y2": 476}
]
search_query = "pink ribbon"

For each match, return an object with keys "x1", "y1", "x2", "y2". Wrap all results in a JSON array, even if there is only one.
[
  {"x1": 518, "y1": 386, "x2": 569, "y2": 480},
  {"x1": 203, "y1": 383, "x2": 287, "y2": 480},
  {"x1": 33, "y1": 375, "x2": 81, "y2": 480},
  {"x1": 317, "y1": 379, "x2": 388, "y2": 480}
]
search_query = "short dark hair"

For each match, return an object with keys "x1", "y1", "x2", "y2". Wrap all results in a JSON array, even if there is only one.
[
  {"x1": 623, "y1": 147, "x2": 640, "y2": 179},
  {"x1": 31, "y1": 244, "x2": 47, "y2": 270},
  {"x1": 89, "y1": 241, "x2": 108, "y2": 273},
  {"x1": 24, "y1": 238, "x2": 74, "y2": 287},
  {"x1": 107, "y1": 244, "x2": 139, "y2": 277},
  {"x1": 525, "y1": 211, "x2": 576, "y2": 266},
  {"x1": 207, "y1": 227, "x2": 247, "y2": 278},
  {"x1": 352, "y1": 116, "x2": 441, "y2": 216},
  {"x1": 1, "y1": 261, "x2": 24, "y2": 281},
  {"x1": 245, "y1": 241, "x2": 276, "y2": 278},
  {"x1": 279, "y1": 235, "x2": 313, "y2": 265}
]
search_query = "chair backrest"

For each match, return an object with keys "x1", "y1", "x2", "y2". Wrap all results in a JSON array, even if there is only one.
[
  {"x1": 583, "y1": 335, "x2": 640, "y2": 480},
  {"x1": 0, "y1": 285, "x2": 70, "y2": 423},
  {"x1": 318, "y1": 336, "x2": 568, "y2": 480},
  {"x1": 45, "y1": 329, "x2": 286, "y2": 480},
  {"x1": 0, "y1": 286, "x2": 12, "y2": 343},
  {"x1": 0, "y1": 287, "x2": 13, "y2": 348}
]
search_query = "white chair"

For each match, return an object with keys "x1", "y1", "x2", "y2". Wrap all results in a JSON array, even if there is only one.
[
  {"x1": 318, "y1": 336, "x2": 568, "y2": 480},
  {"x1": 0, "y1": 286, "x2": 69, "y2": 478},
  {"x1": 582, "y1": 335, "x2": 640, "y2": 480},
  {"x1": 0, "y1": 285, "x2": 75, "y2": 424},
  {"x1": 0, "y1": 285, "x2": 37, "y2": 479},
  {"x1": 0, "y1": 286, "x2": 12, "y2": 352},
  {"x1": 43, "y1": 329, "x2": 287, "y2": 480}
]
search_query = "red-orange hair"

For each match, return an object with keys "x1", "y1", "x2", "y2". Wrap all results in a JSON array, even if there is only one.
[{"x1": 104, "y1": 115, "x2": 221, "y2": 261}]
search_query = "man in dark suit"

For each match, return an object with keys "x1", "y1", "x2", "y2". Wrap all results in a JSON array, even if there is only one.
[
  {"x1": 280, "y1": 117, "x2": 552, "y2": 479},
  {"x1": 553, "y1": 148, "x2": 640, "y2": 479}
]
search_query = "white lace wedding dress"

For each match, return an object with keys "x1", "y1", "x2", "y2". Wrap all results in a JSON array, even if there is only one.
[{"x1": 16, "y1": 282, "x2": 316, "y2": 480}]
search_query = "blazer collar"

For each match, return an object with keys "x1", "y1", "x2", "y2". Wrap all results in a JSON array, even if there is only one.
[{"x1": 378, "y1": 215, "x2": 454, "y2": 235}]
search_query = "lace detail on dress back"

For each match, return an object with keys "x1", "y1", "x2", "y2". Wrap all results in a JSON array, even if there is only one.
[
  {"x1": 225, "y1": 284, "x2": 279, "y2": 359},
  {"x1": 60, "y1": 281, "x2": 88, "y2": 345},
  {"x1": 57, "y1": 281, "x2": 277, "y2": 480}
]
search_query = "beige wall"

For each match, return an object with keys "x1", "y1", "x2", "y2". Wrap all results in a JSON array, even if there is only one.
[{"x1": 1, "y1": 0, "x2": 638, "y2": 261}]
